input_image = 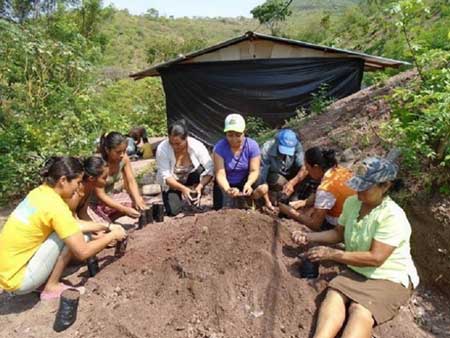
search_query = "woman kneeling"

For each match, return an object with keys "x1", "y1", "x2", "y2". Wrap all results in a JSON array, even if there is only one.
[{"x1": 213, "y1": 114, "x2": 262, "y2": 210}]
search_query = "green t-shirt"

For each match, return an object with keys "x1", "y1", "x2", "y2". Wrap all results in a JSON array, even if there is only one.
[{"x1": 338, "y1": 195, "x2": 419, "y2": 288}]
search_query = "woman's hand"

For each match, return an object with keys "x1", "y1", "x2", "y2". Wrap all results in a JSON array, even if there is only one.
[
  {"x1": 192, "y1": 184, "x2": 203, "y2": 206},
  {"x1": 124, "y1": 206, "x2": 140, "y2": 218},
  {"x1": 265, "y1": 200, "x2": 275, "y2": 211},
  {"x1": 181, "y1": 186, "x2": 195, "y2": 202},
  {"x1": 282, "y1": 182, "x2": 295, "y2": 197},
  {"x1": 292, "y1": 230, "x2": 309, "y2": 245},
  {"x1": 226, "y1": 187, "x2": 241, "y2": 198},
  {"x1": 242, "y1": 182, "x2": 253, "y2": 196},
  {"x1": 134, "y1": 196, "x2": 146, "y2": 211},
  {"x1": 306, "y1": 246, "x2": 339, "y2": 262},
  {"x1": 110, "y1": 224, "x2": 127, "y2": 241}
]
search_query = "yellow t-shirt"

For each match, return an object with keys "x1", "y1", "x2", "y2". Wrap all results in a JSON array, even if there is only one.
[
  {"x1": 0, "y1": 185, "x2": 80, "y2": 291},
  {"x1": 141, "y1": 143, "x2": 153, "y2": 159}
]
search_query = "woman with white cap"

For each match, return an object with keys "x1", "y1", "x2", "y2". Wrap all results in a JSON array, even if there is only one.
[
  {"x1": 292, "y1": 154, "x2": 419, "y2": 338},
  {"x1": 213, "y1": 114, "x2": 262, "y2": 210}
]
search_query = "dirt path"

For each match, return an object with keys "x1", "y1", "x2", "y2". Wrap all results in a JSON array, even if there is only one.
[{"x1": 0, "y1": 210, "x2": 448, "y2": 338}]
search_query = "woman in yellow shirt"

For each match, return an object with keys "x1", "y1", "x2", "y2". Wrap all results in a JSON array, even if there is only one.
[{"x1": 0, "y1": 157, "x2": 127, "y2": 300}]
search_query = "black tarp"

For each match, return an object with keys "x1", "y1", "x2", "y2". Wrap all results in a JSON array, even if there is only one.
[{"x1": 160, "y1": 57, "x2": 364, "y2": 145}]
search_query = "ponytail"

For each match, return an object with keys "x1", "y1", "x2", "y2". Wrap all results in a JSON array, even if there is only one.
[
  {"x1": 99, "y1": 131, "x2": 126, "y2": 160},
  {"x1": 40, "y1": 156, "x2": 83, "y2": 186}
]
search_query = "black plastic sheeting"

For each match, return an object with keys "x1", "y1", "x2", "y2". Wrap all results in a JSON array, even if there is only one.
[{"x1": 160, "y1": 57, "x2": 364, "y2": 146}]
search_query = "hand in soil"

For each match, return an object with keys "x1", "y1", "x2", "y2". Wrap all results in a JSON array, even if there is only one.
[
  {"x1": 292, "y1": 230, "x2": 309, "y2": 245},
  {"x1": 264, "y1": 201, "x2": 275, "y2": 212},
  {"x1": 307, "y1": 246, "x2": 339, "y2": 262},
  {"x1": 227, "y1": 187, "x2": 241, "y2": 197},
  {"x1": 242, "y1": 183, "x2": 253, "y2": 196},
  {"x1": 182, "y1": 187, "x2": 196, "y2": 202},
  {"x1": 192, "y1": 186, "x2": 202, "y2": 206},
  {"x1": 110, "y1": 224, "x2": 127, "y2": 241},
  {"x1": 282, "y1": 182, "x2": 294, "y2": 196},
  {"x1": 133, "y1": 197, "x2": 147, "y2": 212},
  {"x1": 125, "y1": 207, "x2": 140, "y2": 218}
]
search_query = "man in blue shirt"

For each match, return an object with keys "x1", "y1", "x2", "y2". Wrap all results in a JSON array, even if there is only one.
[{"x1": 254, "y1": 129, "x2": 319, "y2": 210}]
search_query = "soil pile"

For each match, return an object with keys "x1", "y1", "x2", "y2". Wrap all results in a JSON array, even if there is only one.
[{"x1": 0, "y1": 210, "x2": 439, "y2": 338}]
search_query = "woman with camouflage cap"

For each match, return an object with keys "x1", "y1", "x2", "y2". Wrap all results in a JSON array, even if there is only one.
[{"x1": 292, "y1": 154, "x2": 419, "y2": 338}]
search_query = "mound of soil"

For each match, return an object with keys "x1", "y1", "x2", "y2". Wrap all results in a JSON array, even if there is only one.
[{"x1": 0, "y1": 210, "x2": 440, "y2": 338}]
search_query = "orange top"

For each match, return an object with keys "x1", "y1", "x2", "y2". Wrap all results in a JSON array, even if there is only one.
[{"x1": 318, "y1": 166, "x2": 356, "y2": 218}]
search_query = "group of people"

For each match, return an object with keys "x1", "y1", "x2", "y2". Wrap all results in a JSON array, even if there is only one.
[
  {"x1": 0, "y1": 132, "x2": 146, "y2": 300},
  {"x1": 0, "y1": 113, "x2": 419, "y2": 338},
  {"x1": 157, "y1": 113, "x2": 419, "y2": 337}
]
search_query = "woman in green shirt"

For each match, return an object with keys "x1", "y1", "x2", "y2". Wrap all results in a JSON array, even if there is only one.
[{"x1": 292, "y1": 156, "x2": 419, "y2": 338}]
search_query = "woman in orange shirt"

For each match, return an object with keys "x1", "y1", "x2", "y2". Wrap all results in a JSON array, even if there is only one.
[{"x1": 279, "y1": 147, "x2": 355, "y2": 231}]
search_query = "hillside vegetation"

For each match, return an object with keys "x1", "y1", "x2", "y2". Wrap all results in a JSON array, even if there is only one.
[{"x1": 0, "y1": 0, "x2": 449, "y2": 204}]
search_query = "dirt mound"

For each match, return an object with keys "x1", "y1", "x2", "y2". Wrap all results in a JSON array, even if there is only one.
[{"x1": 0, "y1": 210, "x2": 439, "y2": 338}]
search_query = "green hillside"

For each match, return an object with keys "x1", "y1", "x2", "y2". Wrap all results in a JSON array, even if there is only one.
[
  {"x1": 99, "y1": 0, "x2": 362, "y2": 71},
  {"x1": 100, "y1": 11, "x2": 260, "y2": 71},
  {"x1": 291, "y1": 0, "x2": 360, "y2": 11}
]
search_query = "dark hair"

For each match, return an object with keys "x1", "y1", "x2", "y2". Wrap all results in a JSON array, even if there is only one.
[
  {"x1": 83, "y1": 156, "x2": 107, "y2": 180},
  {"x1": 129, "y1": 127, "x2": 148, "y2": 143},
  {"x1": 305, "y1": 147, "x2": 337, "y2": 171},
  {"x1": 379, "y1": 178, "x2": 404, "y2": 195},
  {"x1": 168, "y1": 120, "x2": 188, "y2": 140},
  {"x1": 40, "y1": 156, "x2": 84, "y2": 186},
  {"x1": 99, "y1": 132, "x2": 126, "y2": 160}
]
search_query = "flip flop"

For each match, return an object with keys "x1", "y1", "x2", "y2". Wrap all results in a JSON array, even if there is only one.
[{"x1": 40, "y1": 283, "x2": 86, "y2": 301}]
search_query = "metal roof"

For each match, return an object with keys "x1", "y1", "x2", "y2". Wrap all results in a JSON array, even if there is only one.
[{"x1": 130, "y1": 31, "x2": 410, "y2": 80}]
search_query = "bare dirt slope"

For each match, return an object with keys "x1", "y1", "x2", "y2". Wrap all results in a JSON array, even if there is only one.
[{"x1": 0, "y1": 210, "x2": 441, "y2": 338}]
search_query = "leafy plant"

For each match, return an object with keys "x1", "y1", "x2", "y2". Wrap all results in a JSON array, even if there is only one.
[
  {"x1": 310, "y1": 83, "x2": 335, "y2": 114},
  {"x1": 383, "y1": 49, "x2": 450, "y2": 170},
  {"x1": 246, "y1": 116, "x2": 271, "y2": 139}
]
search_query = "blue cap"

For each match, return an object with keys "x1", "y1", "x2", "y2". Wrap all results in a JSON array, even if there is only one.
[
  {"x1": 277, "y1": 129, "x2": 298, "y2": 156},
  {"x1": 347, "y1": 157, "x2": 399, "y2": 192}
]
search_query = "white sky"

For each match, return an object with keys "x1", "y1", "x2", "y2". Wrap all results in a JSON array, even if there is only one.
[{"x1": 103, "y1": 0, "x2": 266, "y2": 17}]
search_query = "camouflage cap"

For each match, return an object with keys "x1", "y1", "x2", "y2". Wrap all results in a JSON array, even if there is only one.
[{"x1": 347, "y1": 157, "x2": 399, "y2": 192}]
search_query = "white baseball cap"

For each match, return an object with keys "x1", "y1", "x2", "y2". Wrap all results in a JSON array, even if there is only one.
[{"x1": 224, "y1": 114, "x2": 246, "y2": 133}]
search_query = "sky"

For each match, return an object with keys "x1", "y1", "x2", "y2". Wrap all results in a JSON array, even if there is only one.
[{"x1": 103, "y1": 0, "x2": 265, "y2": 18}]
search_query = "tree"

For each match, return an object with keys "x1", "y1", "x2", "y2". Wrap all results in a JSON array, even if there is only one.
[
  {"x1": 389, "y1": 0, "x2": 430, "y2": 82},
  {"x1": 251, "y1": 0, "x2": 293, "y2": 36},
  {"x1": 144, "y1": 7, "x2": 158, "y2": 19}
]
